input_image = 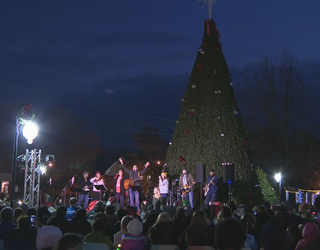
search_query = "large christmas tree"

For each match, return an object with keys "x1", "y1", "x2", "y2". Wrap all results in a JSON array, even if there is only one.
[{"x1": 165, "y1": 18, "x2": 250, "y2": 181}]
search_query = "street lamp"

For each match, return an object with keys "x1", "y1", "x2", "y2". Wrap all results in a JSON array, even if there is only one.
[
  {"x1": 11, "y1": 105, "x2": 37, "y2": 208},
  {"x1": 22, "y1": 122, "x2": 38, "y2": 144},
  {"x1": 275, "y1": 173, "x2": 282, "y2": 204}
]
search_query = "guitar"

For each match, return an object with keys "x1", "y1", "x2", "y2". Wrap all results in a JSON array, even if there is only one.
[
  {"x1": 204, "y1": 177, "x2": 218, "y2": 196},
  {"x1": 124, "y1": 176, "x2": 143, "y2": 190},
  {"x1": 181, "y1": 182, "x2": 195, "y2": 196}
]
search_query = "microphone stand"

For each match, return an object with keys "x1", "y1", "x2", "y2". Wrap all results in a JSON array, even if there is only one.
[{"x1": 55, "y1": 176, "x2": 74, "y2": 207}]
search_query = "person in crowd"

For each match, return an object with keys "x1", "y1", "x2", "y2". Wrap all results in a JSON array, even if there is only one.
[
  {"x1": 160, "y1": 198, "x2": 175, "y2": 217},
  {"x1": 149, "y1": 212, "x2": 180, "y2": 247},
  {"x1": 20, "y1": 202, "x2": 29, "y2": 215},
  {"x1": 260, "y1": 216, "x2": 289, "y2": 250},
  {"x1": 47, "y1": 206, "x2": 70, "y2": 235},
  {"x1": 215, "y1": 218, "x2": 247, "y2": 250},
  {"x1": 13, "y1": 208, "x2": 23, "y2": 224},
  {"x1": 90, "y1": 171, "x2": 106, "y2": 201},
  {"x1": 113, "y1": 215, "x2": 134, "y2": 249},
  {"x1": 69, "y1": 209, "x2": 92, "y2": 236},
  {"x1": 185, "y1": 210, "x2": 214, "y2": 247},
  {"x1": 296, "y1": 222, "x2": 320, "y2": 250},
  {"x1": 142, "y1": 211, "x2": 158, "y2": 236},
  {"x1": 153, "y1": 187, "x2": 161, "y2": 202},
  {"x1": 83, "y1": 218, "x2": 113, "y2": 248},
  {"x1": 34, "y1": 206, "x2": 51, "y2": 230},
  {"x1": 0, "y1": 207, "x2": 17, "y2": 240},
  {"x1": 287, "y1": 225, "x2": 302, "y2": 250},
  {"x1": 57, "y1": 233, "x2": 83, "y2": 250},
  {"x1": 27, "y1": 208, "x2": 36, "y2": 217},
  {"x1": 112, "y1": 208, "x2": 127, "y2": 235},
  {"x1": 121, "y1": 219, "x2": 146, "y2": 250},
  {"x1": 241, "y1": 213, "x2": 257, "y2": 237},
  {"x1": 113, "y1": 169, "x2": 127, "y2": 209},
  {"x1": 221, "y1": 206, "x2": 233, "y2": 221},
  {"x1": 240, "y1": 219, "x2": 258, "y2": 250},
  {"x1": 5, "y1": 215, "x2": 37, "y2": 249},
  {"x1": 36, "y1": 223, "x2": 62, "y2": 250},
  {"x1": 66, "y1": 197, "x2": 79, "y2": 221},
  {"x1": 179, "y1": 166, "x2": 195, "y2": 210},
  {"x1": 234, "y1": 197, "x2": 247, "y2": 218},
  {"x1": 158, "y1": 172, "x2": 169, "y2": 199},
  {"x1": 204, "y1": 169, "x2": 219, "y2": 206},
  {"x1": 119, "y1": 158, "x2": 149, "y2": 213},
  {"x1": 78, "y1": 170, "x2": 90, "y2": 209}
]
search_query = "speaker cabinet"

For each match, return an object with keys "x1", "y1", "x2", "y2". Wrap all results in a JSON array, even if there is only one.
[
  {"x1": 223, "y1": 164, "x2": 235, "y2": 183},
  {"x1": 194, "y1": 164, "x2": 206, "y2": 182}
]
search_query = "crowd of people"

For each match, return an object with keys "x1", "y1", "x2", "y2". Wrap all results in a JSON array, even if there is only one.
[{"x1": 0, "y1": 196, "x2": 320, "y2": 250}]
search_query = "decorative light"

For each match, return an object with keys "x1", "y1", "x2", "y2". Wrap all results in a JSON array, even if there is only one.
[
  {"x1": 299, "y1": 190, "x2": 303, "y2": 204},
  {"x1": 22, "y1": 122, "x2": 38, "y2": 144},
  {"x1": 296, "y1": 192, "x2": 299, "y2": 203},
  {"x1": 157, "y1": 161, "x2": 161, "y2": 165},
  {"x1": 169, "y1": 142, "x2": 172, "y2": 145},
  {"x1": 306, "y1": 192, "x2": 309, "y2": 204},
  {"x1": 286, "y1": 191, "x2": 289, "y2": 201}
]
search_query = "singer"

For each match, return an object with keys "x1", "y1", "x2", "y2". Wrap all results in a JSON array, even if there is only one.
[
  {"x1": 158, "y1": 172, "x2": 169, "y2": 199},
  {"x1": 113, "y1": 169, "x2": 127, "y2": 208}
]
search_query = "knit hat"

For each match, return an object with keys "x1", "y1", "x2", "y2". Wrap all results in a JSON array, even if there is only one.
[
  {"x1": 127, "y1": 219, "x2": 143, "y2": 235},
  {"x1": 161, "y1": 172, "x2": 167, "y2": 178},
  {"x1": 36, "y1": 226, "x2": 62, "y2": 250},
  {"x1": 182, "y1": 166, "x2": 187, "y2": 171}
]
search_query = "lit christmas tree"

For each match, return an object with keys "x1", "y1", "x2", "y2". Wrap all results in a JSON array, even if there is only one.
[{"x1": 166, "y1": 2, "x2": 250, "y2": 182}]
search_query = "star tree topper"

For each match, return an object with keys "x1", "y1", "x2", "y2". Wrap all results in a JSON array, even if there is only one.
[{"x1": 197, "y1": 0, "x2": 219, "y2": 19}]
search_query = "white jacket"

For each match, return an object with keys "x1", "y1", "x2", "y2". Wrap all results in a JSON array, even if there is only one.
[{"x1": 159, "y1": 178, "x2": 169, "y2": 194}]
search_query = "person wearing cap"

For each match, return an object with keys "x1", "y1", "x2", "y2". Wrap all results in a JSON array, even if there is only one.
[
  {"x1": 119, "y1": 158, "x2": 150, "y2": 212},
  {"x1": 78, "y1": 170, "x2": 90, "y2": 209},
  {"x1": 205, "y1": 169, "x2": 219, "y2": 206},
  {"x1": 179, "y1": 167, "x2": 195, "y2": 210},
  {"x1": 158, "y1": 172, "x2": 169, "y2": 199}
]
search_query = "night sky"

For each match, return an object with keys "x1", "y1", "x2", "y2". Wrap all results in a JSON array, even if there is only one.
[{"x1": 1, "y1": 0, "x2": 320, "y2": 151}]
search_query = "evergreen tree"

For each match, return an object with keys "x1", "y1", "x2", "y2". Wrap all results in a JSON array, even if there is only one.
[
  {"x1": 165, "y1": 19, "x2": 250, "y2": 181},
  {"x1": 255, "y1": 166, "x2": 279, "y2": 205}
]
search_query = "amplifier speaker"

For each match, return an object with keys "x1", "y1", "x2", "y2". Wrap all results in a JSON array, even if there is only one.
[
  {"x1": 223, "y1": 164, "x2": 235, "y2": 183},
  {"x1": 194, "y1": 164, "x2": 206, "y2": 182}
]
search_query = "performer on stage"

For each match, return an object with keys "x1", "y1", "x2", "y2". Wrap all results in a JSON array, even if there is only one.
[
  {"x1": 113, "y1": 169, "x2": 127, "y2": 208},
  {"x1": 205, "y1": 169, "x2": 218, "y2": 206},
  {"x1": 78, "y1": 171, "x2": 90, "y2": 209},
  {"x1": 119, "y1": 158, "x2": 149, "y2": 211},
  {"x1": 179, "y1": 166, "x2": 195, "y2": 210},
  {"x1": 90, "y1": 171, "x2": 106, "y2": 201},
  {"x1": 158, "y1": 172, "x2": 169, "y2": 199}
]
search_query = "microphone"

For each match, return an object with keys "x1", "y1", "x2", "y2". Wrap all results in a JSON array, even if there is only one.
[
  {"x1": 73, "y1": 174, "x2": 77, "y2": 177},
  {"x1": 71, "y1": 177, "x2": 75, "y2": 185},
  {"x1": 49, "y1": 178, "x2": 52, "y2": 186}
]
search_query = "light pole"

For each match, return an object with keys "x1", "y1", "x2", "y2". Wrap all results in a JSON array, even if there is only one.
[
  {"x1": 275, "y1": 173, "x2": 282, "y2": 204},
  {"x1": 10, "y1": 104, "x2": 37, "y2": 208}
]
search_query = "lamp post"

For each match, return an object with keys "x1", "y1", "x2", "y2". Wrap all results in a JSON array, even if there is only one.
[
  {"x1": 11, "y1": 116, "x2": 38, "y2": 208},
  {"x1": 275, "y1": 173, "x2": 282, "y2": 204}
]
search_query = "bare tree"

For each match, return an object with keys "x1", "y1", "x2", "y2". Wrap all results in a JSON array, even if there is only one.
[{"x1": 241, "y1": 51, "x2": 319, "y2": 174}]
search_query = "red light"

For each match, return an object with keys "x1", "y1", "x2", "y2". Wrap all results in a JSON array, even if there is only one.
[
  {"x1": 48, "y1": 163, "x2": 53, "y2": 167},
  {"x1": 312, "y1": 212, "x2": 316, "y2": 215}
]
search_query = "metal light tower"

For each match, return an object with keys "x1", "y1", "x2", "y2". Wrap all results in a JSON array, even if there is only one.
[{"x1": 23, "y1": 149, "x2": 42, "y2": 209}]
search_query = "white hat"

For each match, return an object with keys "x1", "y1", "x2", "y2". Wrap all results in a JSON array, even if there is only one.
[
  {"x1": 127, "y1": 219, "x2": 143, "y2": 235},
  {"x1": 36, "y1": 226, "x2": 62, "y2": 250}
]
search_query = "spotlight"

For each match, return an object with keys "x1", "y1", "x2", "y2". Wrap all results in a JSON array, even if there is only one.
[
  {"x1": 44, "y1": 155, "x2": 55, "y2": 167},
  {"x1": 157, "y1": 161, "x2": 161, "y2": 165}
]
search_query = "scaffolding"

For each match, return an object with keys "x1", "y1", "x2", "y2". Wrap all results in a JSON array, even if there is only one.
[{"x1": 23, "y1": 149, "x2": 41, "y2": 209}]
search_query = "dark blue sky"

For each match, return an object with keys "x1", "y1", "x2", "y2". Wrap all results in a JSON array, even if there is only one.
[{"x1": 1, "y1": 0, "x2": 319, "y2": 150}]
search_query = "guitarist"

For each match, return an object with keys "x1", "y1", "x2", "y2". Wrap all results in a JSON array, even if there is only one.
[
  {"x1": 113, "y1": 169, "x2": 127, "y2": 208},
  {"x1": 179, "y1": 166, "x2": 195, "y2": 210},
  {"x1": 119, "y1": 158, "x2": 149, "y2": 212},
  {"x1": 205, "y1": 169, "x2": 218, "y2": 206},
  {"x1": 78, "y1": 170, "x2": 90, "y2": 209}
]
